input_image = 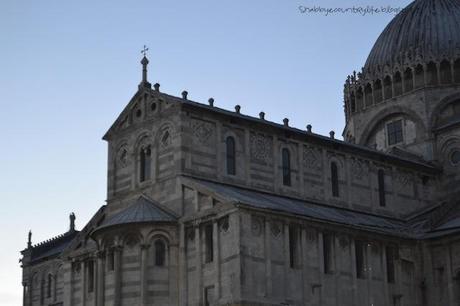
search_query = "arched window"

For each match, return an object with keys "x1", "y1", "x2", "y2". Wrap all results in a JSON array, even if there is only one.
[
  {"x1": 414, "y1": 64, "x2": 424, "y2": 88},
  {"x1": 383, "y1": 75, "x2": 393, "y2": 99},
  {"x1": 386, "y1": 119, "x2": 403, "y2": 145},
  {"x1": 87, "y1": 260, "x2": 95, "y2": 293},
  {"x1": 350, "y1": 92, "x2": 356, "y2": 113},
  {"x1": 404, "y1": 68, "x2": 414, "y2": 92},
  {"x1": 47, "y1": 274, "x2": 52, "y2": 298},
  {"x1": 393, "y1": 71, "x2": 402, "y2": 96},
  {"x1": 226, "y1": 136, "x2": 236, "y2": 175},
  {"x1": 364, "y1": 83, "x2": 373, "y2": 107},
  {"x1": 440, "y1": 60, "x2": 452, "y2": 84},
  {"x1": 107, "y1": 250, "x2": 115, "y2": 271},
  {"x1": 378, "y1": 169, "x2": 386, "y2": 207},
  {"x1": 282, "y1": 148, "x2": 291, "y2": 186},
  {"x1": 40, "y1": 279, "x2": 45, "y2": 305},
  {"x1": 139, "y1": 145, "x2": 151, "y2": 182},
  {"x1": 154, "y1": 239, "x2": 166, "y2": 266},
  {"x1": 331, "y1": 162, "x2": 339, "y2": 197},
  {"x1": 373, "y1": 79, "x2": 383, "y2": 103}
]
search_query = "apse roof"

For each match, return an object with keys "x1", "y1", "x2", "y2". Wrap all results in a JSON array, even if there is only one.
[{"x1": 96, "y1": 196, "x2": 177, "y2": 231}]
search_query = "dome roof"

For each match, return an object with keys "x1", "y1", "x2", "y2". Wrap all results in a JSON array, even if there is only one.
[{"x1": 364, "y1": 0, "x2": 460, "y2": 73}]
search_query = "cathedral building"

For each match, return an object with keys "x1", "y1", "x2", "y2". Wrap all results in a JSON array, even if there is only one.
[{"x1": 20, "y1": 0, "x2": 460, "y2": 305}]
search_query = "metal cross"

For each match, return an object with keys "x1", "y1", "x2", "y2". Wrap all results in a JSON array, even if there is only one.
[{"x1": 141, "y1": 45, "x2": 149, "y2": 57}]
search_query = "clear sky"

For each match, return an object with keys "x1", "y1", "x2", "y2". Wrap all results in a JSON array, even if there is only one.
[{"x1": 0, "y1": 0, "x2": 412, "y2": 304}]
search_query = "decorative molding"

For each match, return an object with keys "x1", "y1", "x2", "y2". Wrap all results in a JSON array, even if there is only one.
[
  {"x1": 251, "y1": 216, "x2": 263, "y2": 237},
  {"x1": 303, "y1": 146, "x2": 322, "y2": 171},
  {"x1": 250, "y1": 133, "x2": 273, "y2": 163},
  {"x1": 192, "y1": 119, "x2": 214, "y2": 145},
  {"x1": 270, "y1": 221, "x2": 282, "y2": 238}
]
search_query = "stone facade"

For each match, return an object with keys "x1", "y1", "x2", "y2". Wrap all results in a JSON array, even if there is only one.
[{"x1": 20, "y1": 1, "x2": 460, "y2": 305}]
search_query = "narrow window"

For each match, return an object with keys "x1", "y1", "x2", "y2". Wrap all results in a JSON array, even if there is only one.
[
  {"x1": 386, "y1": 246, "x2": 396, "y2": 283},
  {"x1": 289, "y1": 225, "x2": 298, "y2": 268},
  {"x1": 40, "y1": 279, "x2": 45, "y2": 305},
  {"x1": 355, "y1": 240, "x2": 366, "y2": 279},
  {"x1": 139, "y1": 146, "x2": 151, "y2": 182},
  {"x1": 107, "y1": 250, "x2": 115, "y2": 271},
  {"x1": 387, "y1": 120, "x2": 403, "y2": 145},
  {"x1": 87, "y1": 260, "x2": 94, "y2": 293},
  {"x1": 282, "y1": 148, "x2": 291, "y2": 186},
  {"x1": 47, "y1": 274, "x2": 52, "y2": 298},
  {"x1": 350, "y1": 93, "x2": 356, "y2": 113},
  {"x1": 204, "y1": 224, "x2": 213, "y2": 263},
  {"x1": 226, "y1": 136, "x2": 236, "y2": 175},
  {"x1": 204, "y1": 286, "x2": 214, "y2": 306},
  {"x1": 155, "y1": 239, "x2": 166, "y2": 266},
  {"x1": 331, "y1": 162, "x2": 339, "y2": 197},
  {"x1": 323, "y1": 233, "x2": 334, "y2": 274},
  {"x1": 378, "y1": 169, "x2": 386, "y2": 207}
]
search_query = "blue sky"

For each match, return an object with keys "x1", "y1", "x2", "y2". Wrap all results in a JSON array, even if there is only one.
[{"x1": 0, "y1": 0, "x2": 412, "y2": 304}]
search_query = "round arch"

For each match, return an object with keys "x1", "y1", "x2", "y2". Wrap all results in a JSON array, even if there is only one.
[
  {"x1": 430, "y1": 92, "x2": 460, "y2": 130},
  {"x1": 358, "y1": 106, "x2": 427, "y2": 146}
]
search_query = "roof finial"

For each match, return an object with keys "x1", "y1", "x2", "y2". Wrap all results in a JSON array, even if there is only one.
[
  {"x1": 69, "y1": 212, "x2": 76, "y2": 232},
  {"x1": 141, "y1": 45, "x2": 149, "y2": 57},
  {"x1": 139, "y1": 45, "x2": 151, "y2": 89},
  {"x1": 27, "y1": 230, "x2": 32, "y2": 248}
]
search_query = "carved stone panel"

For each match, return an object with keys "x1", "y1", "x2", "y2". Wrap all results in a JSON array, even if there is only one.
[
  {"x1": 303, "y1": 145, "x2": 322, "y2": 172},
  {"x1": 250, "y1": 133, "x2": 273, "y2": 163},
  {"x1": 192, "y1": 119, "x2": 214, "y2": 145}
]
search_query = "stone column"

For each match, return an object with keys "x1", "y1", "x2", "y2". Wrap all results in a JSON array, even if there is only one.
[
  {"x1": 195, "y1": 225, "x2": 203, "y2": 305},
  {"x1": 283, "y1": 223, "x2": 290, "y2": 297},
  {"x1": 22, "y1": 282, "x2": 27, "y2": 306},
  {"x1": 371, "y1": 84, "x2": 375, "y2": 106},
  {"x1": 367, "y1": 243, "x2": 373, "y2": 306},
  {"x1": 213, "y1": 221, "x2": 221, "y2": 301},
  {"x1": 317, "y1": 231, "x2": 325, "y2": 304},
  {"x1": 81, "y1": 261, "x2": 86, "y2": 306},
  {"x1": 423, "y1": 64, "x2": 428, "y2": 86},
  {"x1": 179, "y1": 224, "x2": 187, "y2": 306},
  {"x1": 300, "y1": 228, "x2": 307, "y2": 303},
  {"x1": 445, "y1": 245, "x2": 455, "y2": 306},
  {"x1": 395, "y1": 248, "x2": 403, "y2": 306},
  {"x1": 264, "y1": 219, "x2": 272, "y2": 298},
  {"x1": 350, "y1": 239, "x2": 358, "y2": 305},
  {"x1": 401, "y1": 72, "x2": 406, "y2": 93},
  {"x1": 96, "y1": 251, "x2": 105, "y2": 306},
  {"x1": 382, "y1": 245, "x2": 390, "y2": 306},
  {"x1": 390, "y1": 76, "x2": 395, "y2": 98},
  {"x1": 114, "y1": 246, "x2": 123, "y2": 306},
  {"x1": 28, "y1": 277, "x2": 33, "y2": 306},
  {"x1": 140, "y1": 243, "x2": 150, "y2": 306},
  {"x1": 334, "y1": 235, "x2": 341, "y2": 305},
  {"x1": 436, "y1": 63, "x2": 441, "y2": 85},
  {"x1": 63, "y1": 261, "x2": 73, "y2": 306}
]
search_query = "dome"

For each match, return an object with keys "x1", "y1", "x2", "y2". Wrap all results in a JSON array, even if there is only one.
[{"x1": 364, "y1": 0, "x2": 460, "y2": 73}]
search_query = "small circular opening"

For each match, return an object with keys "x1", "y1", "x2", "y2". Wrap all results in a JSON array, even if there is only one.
[{"x1": 451, "y1": 150, "x2": 460, "y2": 165}]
